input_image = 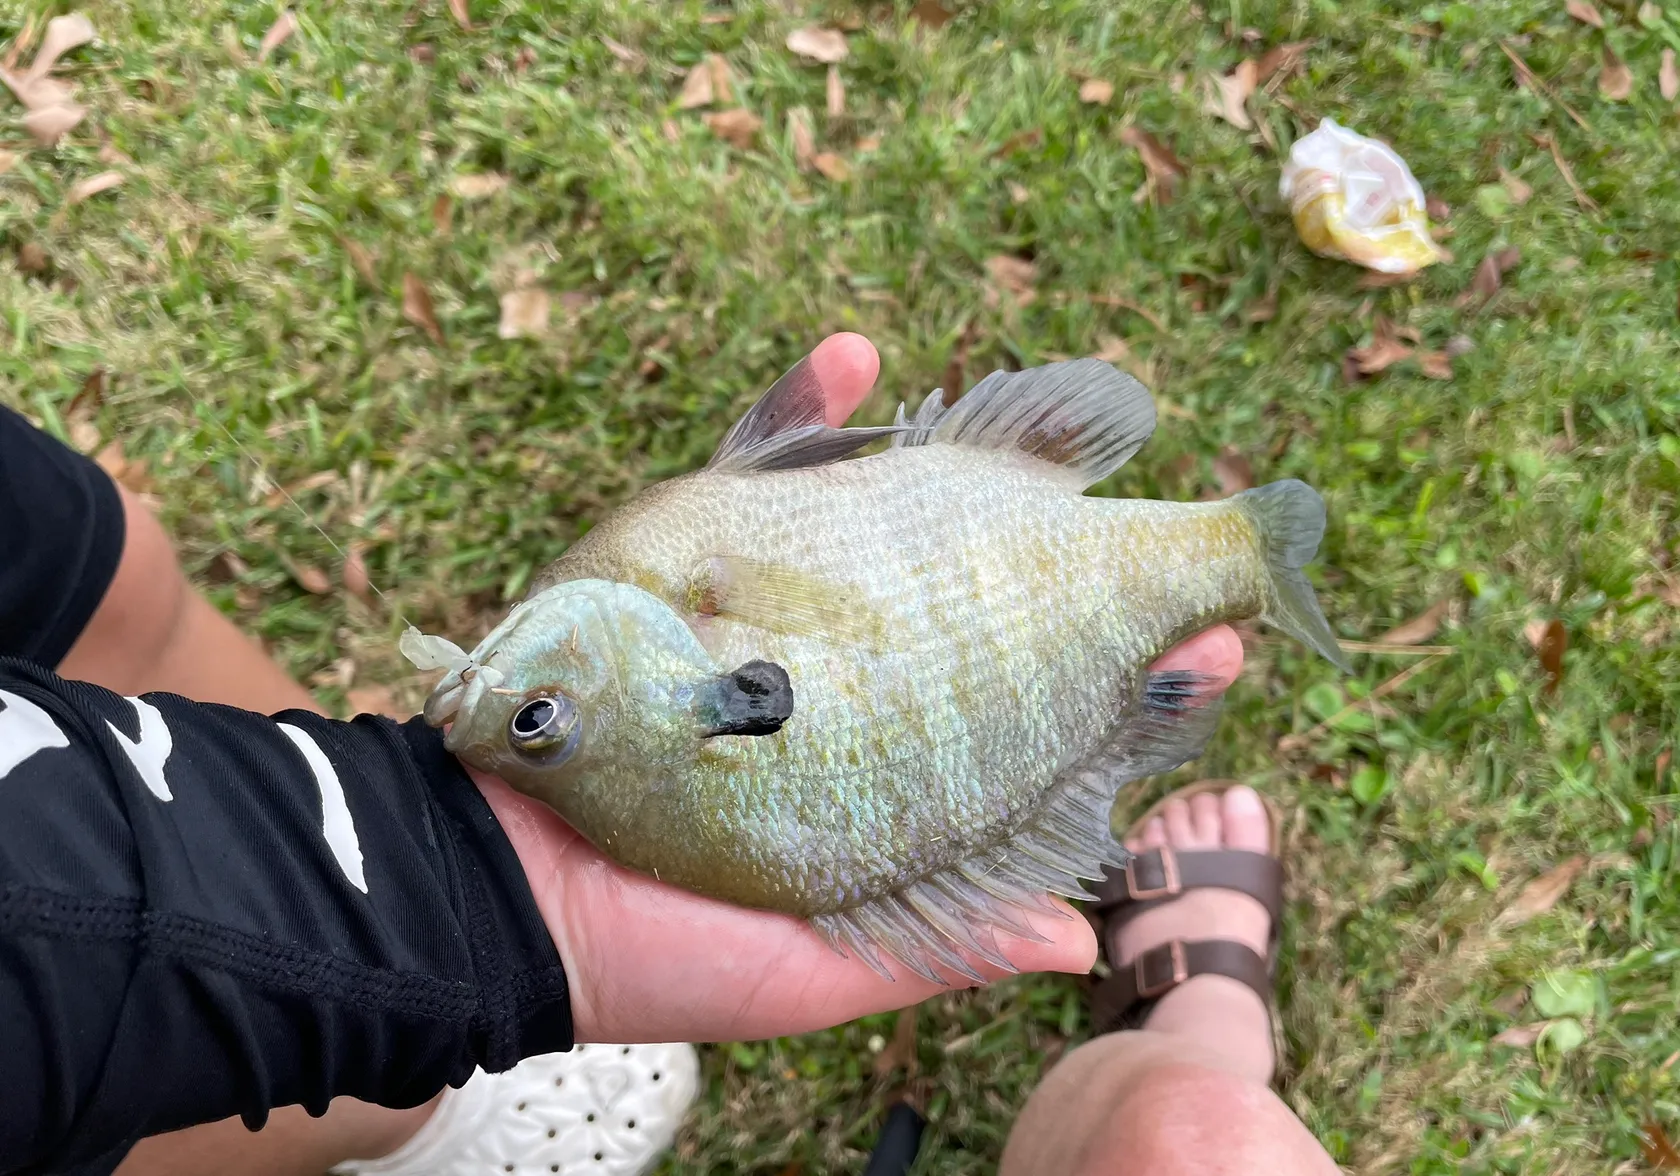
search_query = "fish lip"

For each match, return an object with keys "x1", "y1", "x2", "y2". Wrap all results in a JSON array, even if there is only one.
[{"x1": 423, "y1": 678, "x2": 465, "y2": 728}]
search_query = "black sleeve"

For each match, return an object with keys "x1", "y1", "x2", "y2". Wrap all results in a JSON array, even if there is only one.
[
  {"x1": 0, "y1": 658, "x2": 573, "y2": 1176},
  {"x1": 0, "y1": 405, "x2": 127, "y2": 667}
]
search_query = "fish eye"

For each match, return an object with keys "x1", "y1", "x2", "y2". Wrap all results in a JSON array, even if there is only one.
[{"x1": 508, "y1": 695, "x2": 581, "y2": 762}]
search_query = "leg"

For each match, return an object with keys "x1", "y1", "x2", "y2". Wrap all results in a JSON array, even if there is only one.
[{"x1": 1001, "y1": 787, "x2": 1340, "y2": 1176}]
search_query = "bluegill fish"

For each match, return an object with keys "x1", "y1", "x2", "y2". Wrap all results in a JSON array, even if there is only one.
[{"x1": 403, "y1": 358, "x2": 1346, "y2": 982}]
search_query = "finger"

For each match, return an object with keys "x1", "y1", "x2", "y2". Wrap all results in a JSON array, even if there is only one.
[
  {"x1": 1148, "y1": 624, "x2": 1244, "y2": 691},
  {"x1": 807, "y1": 332, "x2": 881, "y2": 426}
]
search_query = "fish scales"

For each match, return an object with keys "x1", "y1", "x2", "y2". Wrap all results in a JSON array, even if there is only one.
[{"x1": 409, "y1": 358, "x2": 1346, "y2": 982}]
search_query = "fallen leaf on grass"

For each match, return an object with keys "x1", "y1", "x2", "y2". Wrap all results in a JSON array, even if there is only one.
[
  {"x1": 258, "y1": 11, "x2": 297, "y2": 61},
  {"x1": 1346, "y1": 318, "x2": 1412, "y2": 377},
  {"x1": 1119, "y1": 126, "x2": 1187, "y2": 203},
  {"x1": 1204, "y1": 58, "x2": 1257, "y2": 129},
  {"x1": 599, "y1": 36, "x2": 642, "y2": 68},
  {"x1": 66, "y1": 170, "x2": 123, "y2": 204},
  {"x1": 347, "y1": 685, "x2": 410, "y2": 720},
  {"x1": 826, "y1": 65, "x2": 845, "y2": 117},
  {"x1": 1530, "y1": 132, "x2": 1598, "y2": 212},
  {"x1": 984, "y1": 254, "x2": 1036, "y2": 308},
  {"x1": 430, "y1": 193, "x2": 453, "y2": 235},
  {"x1": 94, "y1": 439, "x2": 153, "y2": 495},
  {"x1": 448, "y1": 172, "x2": 508, "y2": 199},
  {"x1": 812, "y1": 151, "x2": 850, "y2": 181},
  {"x1": 1490, "y1": 1021, "x2": 1550, "y2": 1047},
  {"x1": 1211, "y1": 446, "x2": 1254, "y2": 496},
  {"x1": 22, "y1": 102, "x2": 86, "y2": 147},
  {"x1": 910, "y1": 0, "x2": 954, "y2": 28},
  {"x1": 342, "y1": 544, "x2": 372, "y2": 603},
  {"x1": 1458, "y1": 246, "x2": 1521, "y2": 308},
  {"x1": 1079, "y1": 78, "x2": 1114, "y2": 104},
  {"x1": 1527, "y1": 618, "x2": 1567, "y2": 694},
  {"x1": 289, "y1": 560, "x2": 331, "y2": 595},
  {"x1": 17, "y1": 241, "x2": 48, "y2": 273},
  {"x1": 1565, "y1": 0, "x2": 1604, "y2": 27},
  {"x1": 0, "y1": 149, "x2": 15, "y2": 175},
  {"x1": 992, "y1": 127, "x2": 1043, "y2": 157},
  {"x1": 704, "y1": 108, "x2": 761, "y2": 148},
  {"x1": 1662, "y1": 48, "x2": 1678, "y2": 100},
  {"x1": 447, "y1": 0, "x2": 473, "y2": 31},
  {"x1": 1380, "y1": 599, "x2": 1451, "y2": 645},
  {"x1": 1496, "y1": 855, "x2": 1586, "y2": 926},
  {"x1": 788, "y1": 107, "x2": 815, "y2": 167},
  {"x1": 340, "y1": 237, "x2": 377, "y2": 286},
  {"x1": 498, "y1": 287, "x2": 549, "y2": 339},
  {"x1": 677, "y1": 54, "x2": 733, "y2": 108},
  {"x1": 1599, "y1": 46, "x2": 1632, "y2": 101},
  {"x1": 787, "y1": 26, "x2": 847, "y2": 64},
  {"x1": 1643, "y1": 1122, "x2": 1680, "y2": 1169},
  {"x1": 1415, "y1": 350, "x2": 1453, "y2": 380},
  {"x1": 402, "y1": 272, "x2": 444, "y2": 345},
  {"x1": 1499, "y1": 168, "x2": 1532, "y2": 205},
  {"x1": 1256, "y1": 39, "x2": 1313, "y2": 83}
]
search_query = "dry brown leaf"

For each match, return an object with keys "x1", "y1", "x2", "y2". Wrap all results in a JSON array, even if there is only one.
[
  {"x1": 1599, "y1": 46, "x2": 1632, "y2": 101},
  {"x1": 992, "y1": 127, "x2": 1043, "y2": 158},
  {"x1": 873, "y1": 1004, "x2": 919, "y2": 1077},
  {"x1": 347, "y1": 685, "x2": 410, "y2": 720},
  {"x1": 1079, "y1": 78, "x2": 1114, "y2": 105},
  {"x1": 1565, "y1": 0, "x2": 1605, "y2": 26},
  {"x1": 449, "y1": 172, "x2": 509, "y2": 199},
  {"x1": 498, "y1": 286, "x2": 550, "y2": 339},
  {"x1": 22, "y1": 13, "x2": 94, "y2": 83},
  {"x1": 94, "y1": 439, "x2": 153, "y2": 495},
  {"x1": 599, "y1": 36, "x2": 642, "y2": 67},
  {"x1": 788, "y1": 107, "x2": 815, "y2": 168},
  {"x1": 0, "y1": 149, "x2": 16, "y2": 176},
  {"x1": 1381, "y1": 599, "x2": 1451, "y2": 645},
  {"x1": 1499, "y1": 168, "x2": 1532, "y2": 205},
  {"x1": 1491, "y1": 1022, "x2": 1549, "y2": 1047},
  {"x1": 910, "y1": 0, "x2": 954, "y2": 27},
  {"x1": 17, "y1": 241, "x2": 47, "y2": 273},
  {"x1": 1091, "y1": 335, "x2": 1130, "y2": 363},
  {"x1": 22, "y1": 101, "x2": 86, "y2": 147},
  {"x1": 1347, "y1": 319, "x2": 1412, "y2": 377},
  {"x1": 1119, "y1": 126, "x2": 1187, "y2": 203},
  {"x1": 430, "y1": 193, "x2": 452, "y2": 235},
  {"x1": 708, "y1": 54, "x2": 736, "y2": 104},
  {"x1": 340, "y1": 237, "x2": 377, "y2": 286},
  {"x1": 65, "y1": 170, "x2": 123, "y2": 204},
  {"x1": 1641, "y1": 1123, "x2": 1680, "y2": 1170},
  {"x1": 826, "y1": 64, "x2": 845, "y2": 118},
  {"x1": 787, "y1": 26, "x2": 847, "y2": 64},
  {"x1": 289, "y1": 561, "x2": 332, "y2": 595},
  {"x1": 677, "y1": 59, "x2": 714, "y2": 108},
  {"x1": 1256, "y1": 39, "x2": 1313, "y2": 83},
  {"x1": 1243, "y1": 288, "x2": 1278, "y2": 323},
  {"x1": 402, "y1": 272, "x2": 444, "y2": 345},
  {"x1": 1496, "y1": 855, "x2": 1586, "y2": 926},
  {"x1": 447, "y1": 0, "x2": 473, "y2": 30},
  {"x1": 704, "y1": 108, "x2": 762, "y2": 148},
  {"x1": 1416, "y1": 350, "x2": 1453, "y2": 380},
  {"x1": 258, "y1": 11, "x2": 298, "y2": 62},
  {"x1": 811, "y1": 151, "x2": 850, "y2": 181},
  {"x1": 1536, "y1": 617, "x2": 1568, "y2": 694},
  {"x1": 1662, "y1": 48, "x2": 1678, "y2": 101},
  {"x1": 1211, "y1": 446, "x2": 1254, "y2": 496},
  {"x1": 985, "y1": 254, "x2": 1036, "y2": 307},
  {"x1": 1204, "y1": 59, "x2": 1258, "y2": 129},
  {"x1": 1459, "y1": 245, "x2": 1521, "y2": 308},
  {"x1": 1007, "y1": 180, "x2": 1030, "y2": 203},
  {"x1": 342, "y1": 544, "x2": 372, "y2": 603},
  {"x1": 856, "y1": 134, "x2": 881, "y2": 152}
]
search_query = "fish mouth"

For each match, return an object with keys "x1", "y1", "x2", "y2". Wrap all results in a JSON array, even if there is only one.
[{"x1": 421, "y1": 662, "x2": 506, "y2": 731}]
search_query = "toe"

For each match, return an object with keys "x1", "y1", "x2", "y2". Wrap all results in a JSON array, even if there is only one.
[
  {"x1": 1221, "y1": 786, "x2": 1271, "y2": 853},
  {"x1": 1189, "y1": 791, "x2": 1222, "y2": 847},
  {"x1": 1141, "y1": 816, "x2": 1168, "y2": 849},
  {"x1": 1163, "y1": 799, "x2": 1195, "y2": 847}
]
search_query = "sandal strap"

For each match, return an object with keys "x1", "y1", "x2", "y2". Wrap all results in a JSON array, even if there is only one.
[
  {"x1": 1092, "y1": 846, "x2": 1283, "y2": 928},
  {"x1": 1089, "y1": 938, "x2": 1272, "y2": 1035}
]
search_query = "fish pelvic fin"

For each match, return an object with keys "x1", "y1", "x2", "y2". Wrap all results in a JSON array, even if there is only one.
[
  {"x1": 907, "y1": 358, "x2": 1156, "y2": 488},
  {"x1": 807, "y1": 672, "x2": 1222, "y2": 985},
  {"x1": 1237, "y1": 480, "x2": 1351, "y2": 671}
]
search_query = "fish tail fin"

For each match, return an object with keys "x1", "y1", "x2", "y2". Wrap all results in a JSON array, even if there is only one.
[{"x1": 1236, "y1": 480, "x2": 1350, "y2": 671}]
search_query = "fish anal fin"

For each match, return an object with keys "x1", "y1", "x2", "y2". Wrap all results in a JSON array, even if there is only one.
[{"x1": 687, "y1": 555, "x2": 886, "y2": 646}]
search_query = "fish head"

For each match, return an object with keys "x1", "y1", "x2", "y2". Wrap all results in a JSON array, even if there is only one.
[{"x1": 406, "y1": 578, "x2": 793, "y2": 795}]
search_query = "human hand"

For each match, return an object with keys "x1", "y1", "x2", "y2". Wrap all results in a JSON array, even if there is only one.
[{"x1": 475, "y1": 333, "x2": 1245, "y2": 1045}]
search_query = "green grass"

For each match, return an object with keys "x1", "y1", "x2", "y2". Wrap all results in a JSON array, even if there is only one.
[{"x1": 5, "y1": 0, "x2": 1680, "y2": 1171}]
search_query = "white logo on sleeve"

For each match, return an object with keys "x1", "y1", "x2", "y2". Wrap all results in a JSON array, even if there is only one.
[
  {"x1": 0, "y1": 689, "x2": 70, "y2": 778},
  {"x1": 107, "y1": 697, "x2": 175, "y2": 802},
  {"x1": 278, "y1": 723, "x2": 368, "y2": 894}
]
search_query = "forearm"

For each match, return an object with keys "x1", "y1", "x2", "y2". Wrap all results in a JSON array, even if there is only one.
[{"x1": 0, "y1": 660, "x2": 571, "y2": 1174}]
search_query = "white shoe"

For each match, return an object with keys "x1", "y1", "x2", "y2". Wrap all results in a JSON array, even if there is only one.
[{"x1": 332, "y1": 1044, "x2": 700, "y2": 1176}]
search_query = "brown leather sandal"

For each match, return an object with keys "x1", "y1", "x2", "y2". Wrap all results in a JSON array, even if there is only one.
[{"x1": 1086, "y1": 779, "x2": 1285, "y2": 1036}]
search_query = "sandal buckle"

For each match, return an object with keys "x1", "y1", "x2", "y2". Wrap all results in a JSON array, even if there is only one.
[
  {"x1": 1135, "y1": 940, "x2": 1189, "y2": 999},
  {"x1": 1124, "y1": 846, "x2": 1182, "y2": 901}
]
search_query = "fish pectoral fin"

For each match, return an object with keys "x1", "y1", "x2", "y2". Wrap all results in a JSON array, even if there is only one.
[
  {"x1": 688, "y1": 555, "x2": 887, "y2": 647},
  {"x1": 707, "y1": 352, "x2": 907, "y2": 473},
  {"x1": 694, "y1": 660, "x2": 793, "y2": 738},
  {"x1": 920, "y1": 357, "x2": 1156, "y2": 489}
]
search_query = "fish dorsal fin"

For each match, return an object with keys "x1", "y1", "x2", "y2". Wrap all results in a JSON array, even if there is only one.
[
  {"x1": 917, "y1": 358, "x2": 1156, "y2": 488},
  {"x1": 708, "y1": 356, "x2": 904, "y2": 474}
]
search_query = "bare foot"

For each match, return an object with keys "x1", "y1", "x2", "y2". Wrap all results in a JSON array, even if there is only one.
[{"x1": 1108, "y1": 785, "x2": 1277, "y2": 1086}]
